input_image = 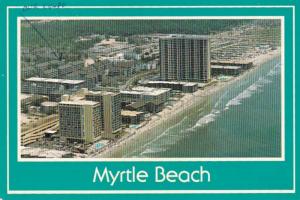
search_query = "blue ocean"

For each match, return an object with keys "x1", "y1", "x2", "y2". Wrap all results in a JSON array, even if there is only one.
[{"x1": 121, "y1": 57, "x2": 281, "y2": 158}]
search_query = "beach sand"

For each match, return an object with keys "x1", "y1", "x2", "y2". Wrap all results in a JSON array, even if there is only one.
[{"x1": 92, "y1": 48, "x2": 281, "y2": 158}]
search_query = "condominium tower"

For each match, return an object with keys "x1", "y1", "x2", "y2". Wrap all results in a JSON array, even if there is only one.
[{"x1": 159, "y1": 35, "x2": 211, "y2": 82}]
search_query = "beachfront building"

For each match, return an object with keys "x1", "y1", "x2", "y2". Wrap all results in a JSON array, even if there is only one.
[
  {"x1": 22, "y1": 77, "x2": 85, "y2": 101},
  {"x1": 85, "y1": 91, "x2": 122, "y2": 138},
  {"x1": 159, "y1": 35, "x2": 211, "y2": 82},
  {"x1": 142, "y1": 80, "x2": 198, "y2": 93},
  {"x1": 210, "y1": 60, "x2": 253, "y2": 70},
  {"x1": 211, "y1": 65, "x2": 242, "y2": 76},
  {"x1": 121, "y1": 110, "x2": 144, "y2": 125},
  {"x1": 121, "y1": 87, "x2": 171, "y2": 105},
  {"x1": 124, "y1": 101, "x2": 164, "y2": 113},
  {"x1": 120, "y1": 87, "x2": 171, "y2": 113},
  {"x1": 59, "y1": 100, "x2": 102, "y2": 144}
]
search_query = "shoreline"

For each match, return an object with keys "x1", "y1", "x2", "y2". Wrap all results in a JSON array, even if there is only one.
[{"x1": 92, "y1": 49, "x2": 281, "y2": 158}]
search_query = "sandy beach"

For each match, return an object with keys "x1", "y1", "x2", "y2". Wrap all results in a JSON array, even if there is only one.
[{"x1": 92, "y1": 48, "x2": 281, "y2": 158}]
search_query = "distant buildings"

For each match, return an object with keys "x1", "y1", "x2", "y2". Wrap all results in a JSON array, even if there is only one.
[
  {"x1": 159, "y1": 35, "x2": 211, "y2": 82},
  {"x1": 109, "y1": 59, "x2": 136, "y2": 77},
  {"x1": 85, "y1": 91, "x2": 122, "y2": 138},
  {"x1": 59, "y1": 100, "x2": 102, "y2": 143},
  {"x1": 58, "y1": 60, "x2": 101, "y2": 89},
  {"x1": 35, "y1": 60, "x2": 65, "y2": 78},
  {"x1": 57, "y1": 61, "x2": 84, "y2": 77}
]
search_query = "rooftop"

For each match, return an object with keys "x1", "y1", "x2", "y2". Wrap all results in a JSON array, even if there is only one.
[
  {"x1": 160, "y1": 34, "x2": 209, "y2": 40},
  {"x1": 87, "y1": 90, "x2": 119, "y2": 97},
  {"x1": 59, "y1": 100, "x2": 99, "y2": 106},
  {"x1": 147, "y1": 80, "x2": 198, "y2": 87},
  {"x1": 41, "y1": 101, "x2": 59, "y2": 106},
  {"x1": 211, "y1": 60, "x2": 253, "y2": 65},
  {"x1": 121, "y1": 87, "x2": 171, "y2": 96},
  {"x1": 211, "y1": 65, "x2": 242, "y2": 70},
  {"x1": 121, "y1": 110, "x2": 144, "y2": 117},
  {"x1": 26, "y1": 77, "x2": 85, "y2": 85}
]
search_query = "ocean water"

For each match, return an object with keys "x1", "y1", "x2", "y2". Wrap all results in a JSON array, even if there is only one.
[{"x1": 122, "y1": 57, "x2": 281, "y2": 158}]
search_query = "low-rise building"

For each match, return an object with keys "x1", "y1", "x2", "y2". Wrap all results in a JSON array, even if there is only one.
[
  {"x1": 40, "y1": 101, "x2": 59, "y2": 115},
  {"x1": 121, "y1": 86, "x2": 171, "y2": 105},
  {"x1": 143, "y1": 80, "x2": 198, "y2": 93},
  {"x1": 211, "y1": 65, "x2": 242, "y2": 76},
  {"x1": 121, "y1": 110, "x2": 144, "y2": 125},
  {"x1": 22, "y1": 77, "x2": 86, "y2": 101},
  {"x1": 121, "y1": 87, "x2": 171, "y2": 113},
  {"x1": 21, "y1": 93, "x2": 48, "y2": 113},
  {"x1": 124, "y1": 100, "x2": 164, "y2": 113},
  {"x1": 211, "y1": 61, "x2": 253, "y2": 70}
]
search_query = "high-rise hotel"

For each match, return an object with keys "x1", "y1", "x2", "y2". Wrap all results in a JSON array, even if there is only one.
[
  {"x1": 59, "y1": 100, "x2": 102, "y2": 143},
  {"x1": 159, "y1": 35, "x2": 211, "y2": 82},
  {"x1": 85, "y1": 91, "x2": 122, "y2": 138},
  {"x1": 58, "y1": 90, "x2": 122, "y2": 143}
]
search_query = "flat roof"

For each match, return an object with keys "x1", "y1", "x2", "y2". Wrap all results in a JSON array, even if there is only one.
[
  {"x1": 26, "y1": 77, "x2": 85, "y2": 85},
  {"x1": 147, "y1": 81, "x2": 198, "y2": 87},
  {"x1": 87, "y1": 91, "x2": 119, "y2": 97},
  {"x1": 59, "y1": 100, "x2": 99, "y2": 106},
  {"x1": 121, "y1": 86, "x2": 171, "y2": 96},
  {"x1": 41, "y1": 101, "x2": 59, "y2": 106},
  {"x1": 160, "y1": 34, "x2": 209, "y2": 40},
  {"x1": 211, "y1": 65, "x2": 242, "y2": 70},
  {"x1": 211, "y1": 60, "x2": 253, "y2": 65},
  {"x1": 121, "y1": 110, "x2": 144, "y2": 117}
]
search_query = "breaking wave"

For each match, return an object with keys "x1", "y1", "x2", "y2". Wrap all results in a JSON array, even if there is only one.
[
  {"x1": 130, "y1": 62, "x2": 281, "y2": 157},
  {"x1": 189, "y1": 63, "x2": 280, "y2": 131},
  {"x1": 140, "y1": 147, "x2": 167, "y2": 155},
  {"x1": 136, "y1": 116, "x2": 189, "y2": 156},
  {"x1": 224, "y1": 76, "x2": 272, "y2": 110}
]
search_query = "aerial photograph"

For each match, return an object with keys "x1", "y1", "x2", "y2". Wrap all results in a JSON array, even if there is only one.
[{"x1": 19, "y1": 19, "x2": 282, "y2": 159}]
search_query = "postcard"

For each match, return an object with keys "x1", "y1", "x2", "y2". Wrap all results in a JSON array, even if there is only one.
[{"x1": 0, "y1": 1, "x2": 298, "y2": 199}]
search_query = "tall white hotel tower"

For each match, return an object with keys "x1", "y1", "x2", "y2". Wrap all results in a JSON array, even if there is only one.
[{"x1": 159, "y1": 35, "x2": 211, "y2": 82}]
